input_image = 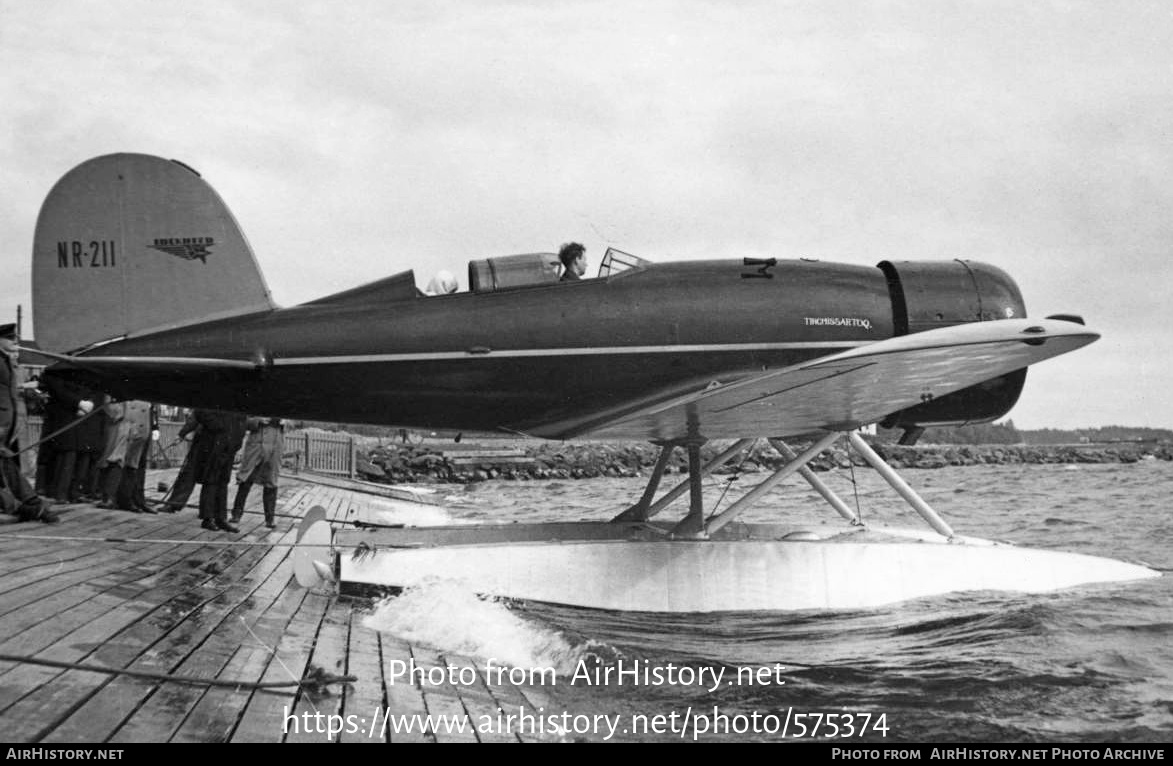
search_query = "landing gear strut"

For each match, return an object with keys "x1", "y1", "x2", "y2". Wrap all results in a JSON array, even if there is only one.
[{"x1": 618, "y1": 430, "x2": 957, "y2": 541}]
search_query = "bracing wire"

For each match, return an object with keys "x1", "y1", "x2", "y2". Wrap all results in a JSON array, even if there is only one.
[{"x1": 708, "y1": 439, "x2": 756, "y2": 520}]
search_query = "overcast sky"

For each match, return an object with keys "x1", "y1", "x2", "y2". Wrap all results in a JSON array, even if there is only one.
[{"x1": 2, "y1": 0, "x2": 1170, "y2": 430}]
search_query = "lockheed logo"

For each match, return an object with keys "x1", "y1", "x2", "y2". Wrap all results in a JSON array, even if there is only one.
[{"x1": 149, "y1": 237, "x2": 215, "y2": 263}]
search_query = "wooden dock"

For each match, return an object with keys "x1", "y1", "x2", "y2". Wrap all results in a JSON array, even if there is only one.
[{"x1": 0, "y1": 470, "x2": 560, "y2": 743}]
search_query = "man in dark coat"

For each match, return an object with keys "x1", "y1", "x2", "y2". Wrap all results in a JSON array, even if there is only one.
[
  {"x1": 160, "y1": 409, "x2": 199, "y2": 512},
  {"x1": 0, "y1": 323, "x2": 57, "y2": 523},
  {"x1": 78, "y1": 393, "x2": 109, "y2": 500},
  {"x1": 189, "y1": 409, "x2": 247, "y2": 532},
  {"x1": 41, "y1": 373, "x2": 97, "y2": 502}
]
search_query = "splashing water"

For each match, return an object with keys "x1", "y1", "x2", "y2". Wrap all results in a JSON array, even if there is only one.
[
  {"x1": 362, "y1": 578, "x2": 593, "y2": 675},
  {"x1": 348, "y1": 495, "x2": 454, "y2": 527}
]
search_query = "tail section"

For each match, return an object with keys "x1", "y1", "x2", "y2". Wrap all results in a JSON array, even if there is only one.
[{"x1": 32, "y1": 153, "x2": 275, "y2": 352}]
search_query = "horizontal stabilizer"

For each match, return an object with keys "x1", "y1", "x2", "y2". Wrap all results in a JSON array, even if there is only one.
[
  {"x1": 28, "y1": 346, "x2": 263, "y2": 411},
  {"x1": 22, "y1": 346, "x2": 258, "y2": 372}
]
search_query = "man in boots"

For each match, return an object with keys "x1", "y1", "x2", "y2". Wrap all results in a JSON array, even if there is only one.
[
  {"x1": 232, "y1": 416, "x2": 284, "y2": 529},
  {"x1": 115, "y1": 400, "x2": 157, "y2": 513},
  {"x1": 190, "y1": 409, "x2": 247, "y2": 533}
]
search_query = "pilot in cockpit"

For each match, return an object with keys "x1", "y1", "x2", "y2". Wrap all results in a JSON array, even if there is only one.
[
  {"x1": 558, "y1": 242, "x2": 587, "y2": 282},
  {"x1": 424, "y1": 270, "x2": 458, "y2": 295}
]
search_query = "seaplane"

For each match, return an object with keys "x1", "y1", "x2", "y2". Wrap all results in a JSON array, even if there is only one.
[{"x1": 24, "y1": 153, "x2": 1159, "y2": 613}]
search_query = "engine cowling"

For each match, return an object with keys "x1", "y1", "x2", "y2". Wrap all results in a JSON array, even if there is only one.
[{"x1": 877, "y1": 260, "x2": 1028, "y2": 437}]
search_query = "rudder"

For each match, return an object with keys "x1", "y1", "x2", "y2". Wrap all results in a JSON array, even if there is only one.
[{"x1": 32, "y1": 153, "x2": 275, "y2": 352}]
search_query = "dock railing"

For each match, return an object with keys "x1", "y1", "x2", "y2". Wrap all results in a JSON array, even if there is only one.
[{"x1": 284, "y1": 427, "x2": 357, "y2": 479}]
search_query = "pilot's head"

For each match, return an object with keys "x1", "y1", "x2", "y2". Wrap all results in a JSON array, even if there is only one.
[{"x1": 558, "y1": 242, "x2": 586, "y2": 276}]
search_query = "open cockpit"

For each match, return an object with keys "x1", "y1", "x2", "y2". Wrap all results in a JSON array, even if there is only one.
[
  {"x1": 464, "y1": 246, "x2": 651, "y2": 293},
  {"x1": 301, "y1": 248, "x2": 654, "y2": 308}
]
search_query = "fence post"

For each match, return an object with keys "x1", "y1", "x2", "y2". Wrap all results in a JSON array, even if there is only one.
[{"x1": 348, "y1": 436, "x2": 356, "y2": 479}]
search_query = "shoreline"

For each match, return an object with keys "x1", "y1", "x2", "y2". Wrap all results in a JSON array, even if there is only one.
[{"x1": 354, "y1": 440, "x2": 1173, "y2": 485}]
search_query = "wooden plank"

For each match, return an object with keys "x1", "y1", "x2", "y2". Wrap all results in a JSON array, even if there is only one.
[
  {"x1": 437, "y1": 444, "x2": 526, "y2": 455},
  {"x1": 379, "y1": 637, "x2": 432, "y2": 743},
  {"x1": 5, "y1": 527, "x2": 279, "y2": 741},
  {"x1": 49, "y1": 556, "x2": 283, "y2": 741},
  {"x1": 512, "y1": 673, "x2": 561, "y2": 743},
  {"x1": 441, "y1": 448, "x2": 527, "y2": 458},
  {"x1": 285, "y1": 472, "x2": 438, "y2": 504},
  {"x1": 449, "y1": 456, "x2": 537, "y2": 468},
  {"x1": 218, "y1": 590, "x2": 334, "y2": 742},
  {"x1": 283, "y1": 598, "x2": 351, "y2": 743},
  {"x1": 106, "y1": 527, "x2": 303, "y2": 742},
  {"x1": 0, "y1": 524, "x2": 209, "y2": 708},
  {"x1": 337, "y1": 606, "x2": 387, "y2": 743},
  {"x1": 0, "y1": 481, "x2": 547, "y2": 745},
  {"x1": 0, "y1": 519, "x2": 214, "y2": 660},
  {"x1": 0, "y1": 512, "x2": 180, "y2": 606},
  {"x1": 168, "y1": 587, "x2": 312, "y2": 743},
  {"x1": 447, "y1": 652, "x2": 520, "y2": 742},
  {"x1": 0, "y1": 502, "x2": 181, "y2": 574},
  {"x1": 48, "y1": 513, "x2": 298, "y2": 742},
  {"x1": 4, "y1": 486, "x2": 311, "y2": 742},
  {"x1": 411, "y1": 646, "x2": 478, "y2": 742},
  {"x1": 0, "y1": 487, "x2": 305, "y2": 658}
]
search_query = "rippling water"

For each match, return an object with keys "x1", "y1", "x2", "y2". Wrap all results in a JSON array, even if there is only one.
[{"x1": 362, "y1": 461, "x2": 1173, "y2": 742}]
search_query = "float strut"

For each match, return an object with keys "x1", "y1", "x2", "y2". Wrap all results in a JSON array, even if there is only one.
[
  {"x1": 769, "y1": 438, "x2": 862, "y2": 525},
  {"x1": 670, "y1": 441, "x2": 708, "y2": 537},
  {"x1": 694, "y1": 431, "x2": 842, "y2": 537},
  {"x1": 847, "y1": 431, "x2": 955, "y2": 540},
  {"x1": 626, "y1": 438, "x2": 755, "y2": 522},
  {"x1": 611, "y1": 443, "x2": 676, "y2": 522}
]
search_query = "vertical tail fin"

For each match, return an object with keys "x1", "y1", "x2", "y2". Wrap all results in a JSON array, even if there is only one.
[{"x1": 32, "y1": 153, "x2": 275, "y2": 352}]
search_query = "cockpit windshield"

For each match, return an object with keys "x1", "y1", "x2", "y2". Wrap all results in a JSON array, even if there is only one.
[{"x1": 597, "y1": 247, "x2": 652, "y2": 278}]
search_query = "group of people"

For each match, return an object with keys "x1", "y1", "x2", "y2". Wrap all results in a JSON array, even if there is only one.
[
  {"x1": 3, "y1": 323, "x2": 134, "y2": 522},
  {"x1": 161, "y1": 410, "x2": 284, "y2": 533},
  {"x1": 3, "y1": 320, "x2": 284, "y2": 530},
  {"x1": 31, "y1": 378, "x2": 158, "y2": 514}
]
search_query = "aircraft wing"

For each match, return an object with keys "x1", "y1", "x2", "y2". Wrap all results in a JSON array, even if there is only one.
[{"x1": 543, "y1": 318, "x2": 1098, "y2": 442}]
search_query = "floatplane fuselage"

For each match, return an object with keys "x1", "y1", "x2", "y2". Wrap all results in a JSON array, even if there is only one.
[
  {"x1": 25, "y1": 153, "x2": 1159, "y2": 612},
  {"x1": 57, "y1": 257, "x2": 1028, "y2": 441}
]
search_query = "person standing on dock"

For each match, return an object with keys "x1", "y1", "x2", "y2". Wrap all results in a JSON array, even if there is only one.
[
  {"x1": 95, "y1": 399, "x2": 126, "y2": 508},
  {"x1": 160, "y1": 409, "x2": 200, "y2": 512},
  {"x1": 115, "y1": 400, "x2": 157, "y2": 514},
  {"x1": 231, "y1": 416, "x2": 284, "y2": 529},
  {"x1": 190, "y1": 409, "x2": 247, "y2": 533},
  {"x1": 39, "y1": 373, "x2": 95, "y2": 503},
  {"x1": 0, "y1": 322, "x2": 57, "y2": 523}
]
